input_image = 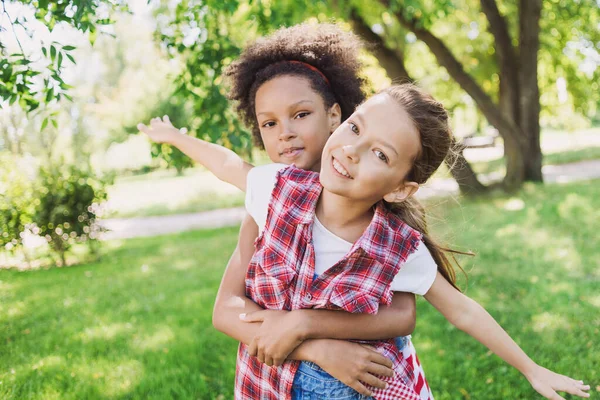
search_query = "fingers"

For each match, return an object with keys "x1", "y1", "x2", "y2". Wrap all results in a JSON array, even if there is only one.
[
  {"x1": 264, "y1": 354, "x2": 274, "y2": 367},
  {"x1": 256, "y1": 345, "x2": 265, "y2": 365},
  {"x1": 360, "y1": 371, "x2": 388, "y2": 390},
  {"x1": 137, "y1": 123, "x2": 148, "y2": 133},
  {"x1": 248, "y1": 339, "x2": 258, "y2": 358},
  {"x1": 272, "y1": 352, "x2": 286, "y2": 367},
  {"x1": 239, "y1": 311, "x2": 264, "y2": 323},
  {"x1": 367, "y1": 350, "x2": 393, "y2": 369},
  {"x1": 559, "y1": 378, "x2": 590, "y2": 398},
  {"x1": 163, "y1": 115, "x2": 170, "y2": 123},
  {"x1": 366, "y1": 361, "x2": 394, "y2": 378}
]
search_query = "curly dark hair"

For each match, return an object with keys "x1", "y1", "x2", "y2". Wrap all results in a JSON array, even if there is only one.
[{"x1": 224, "y1": 23, "x2": 367, "y2": 148}]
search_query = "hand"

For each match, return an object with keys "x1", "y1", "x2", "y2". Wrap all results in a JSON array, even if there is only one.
[
  {"x1": 241, "y1": 310, "x2": 306, "y2": 366},
  {"x1": 311, "y1": 339, "x2": 393, "y2": 397},
  {"x1": 525, "y1": 364, "x2": 590, "y2": 399},
  {"x1": 137, "y1": 115, "x2": 187, "y2": 144}
]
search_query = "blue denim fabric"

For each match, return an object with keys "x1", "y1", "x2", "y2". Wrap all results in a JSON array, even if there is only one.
[{"x1": 291, "y1": 361, "x2": 373, "y2": 400}]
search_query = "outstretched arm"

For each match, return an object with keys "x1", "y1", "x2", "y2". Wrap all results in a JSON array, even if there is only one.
[
  {"x1": 138, "y1": 116, "x2": 253, "y2": 191},
  {"x1": 424, "y1": 272, "x2": 590, "y2": 400}
]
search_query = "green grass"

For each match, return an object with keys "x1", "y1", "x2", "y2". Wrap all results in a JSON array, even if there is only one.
[
  {"x1": 106, "y1": 167, "x2": 245, "y2": 219},
  {"x1": 2, "y1": 180, "x2": 599, "y2": 399}
]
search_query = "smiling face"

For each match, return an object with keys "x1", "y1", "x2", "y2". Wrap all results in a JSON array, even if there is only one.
[
  {"x1": 320, "y1": 93, "x2": 422, "y2": 204},
  {"x1": 254, "y1": 75, "x2": 341, "y2": 172}
]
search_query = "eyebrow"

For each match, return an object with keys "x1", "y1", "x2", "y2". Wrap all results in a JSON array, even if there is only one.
[
  {"x1": 256, "y1": 100, "x2": 314, "y2": 117},
  {"x1": 379, "y1": 140, "x2": 399, "y2": 158},
  {"x1": 355, "y1": 112, "x2": 399, "y2": 158},
  {"x1": 354, "y1": 112, "x2": 367, "y2": 131}
]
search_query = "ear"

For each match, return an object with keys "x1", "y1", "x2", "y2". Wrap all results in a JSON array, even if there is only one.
[
  {"x1": 328, "y1": 103, "x2": 342, "y2": 133},
  {"x1": 383, "y1": 181, "x2": 419, "y2": 203}
]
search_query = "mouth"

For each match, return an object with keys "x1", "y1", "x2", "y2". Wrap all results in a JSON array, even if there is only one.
[
  {"x1": 280, "y1": 147, "x2": 304, "y2": 159},
  {"x1": 331, "y1": 156, "x2": 353, "y2": 179}
]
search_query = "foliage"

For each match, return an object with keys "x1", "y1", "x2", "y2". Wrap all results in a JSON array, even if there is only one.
[
  {"x1": 0, "y1": 0, "x2": 127, "y2": 114},
  {"x1": 33, "y1": 162, "x2": 111, "y2": 265},
  {"x1": 0, "y1": 152, "x2": 35, "y2": 250},
  {"x1": 1, "y1": 180, "x2": 598, "y2": 398},
  {"x1": 154, "y1": 0, "x2": 253, "y2": 159}
]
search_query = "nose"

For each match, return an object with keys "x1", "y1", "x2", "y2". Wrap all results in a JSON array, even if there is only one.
[
  {"x1": 342, "y1": 144, "x2": 359, "y2": 163},
  {"x1": 279, "y1": 122, "x2": 297, "y2": 141}
]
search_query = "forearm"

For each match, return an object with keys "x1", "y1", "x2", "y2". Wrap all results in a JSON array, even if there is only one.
[
  {"x1": 425, "y1": 273, "x2": 538, "y2": 378},
  {"x1": 169, "y1": 133, "x2": 253, "y2": 191},
  {"x1": 299, "y1": 292, "x2": 416, "y2": 341},
  {"x1": 453, "y1": 298, "x2": 538, "y2": 377},
  {"x1": 213, "y1": 214, "x2": 263, "y2": 344}
]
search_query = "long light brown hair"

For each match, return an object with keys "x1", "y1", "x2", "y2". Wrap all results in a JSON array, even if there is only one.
[{"x1": 382, "y1": 84, "x2": 469, "y2": 290}]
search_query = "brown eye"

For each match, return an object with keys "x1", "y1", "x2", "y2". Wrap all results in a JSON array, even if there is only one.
[
  {"x1": 295, "y1": 112, "x2": 310, "y2": 119},
  {"x1": 374, "y1": 150, "x2": 388, "y2": 163},
  {"x1": 262, "y1": 121, "x2": 276, "y2": 128},
  {"x1": 349, "y1": 122, "x2": 359, "y2": 134}
]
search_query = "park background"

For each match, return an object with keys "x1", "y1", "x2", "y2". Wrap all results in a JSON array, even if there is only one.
[{"x1": 1, "y1": 0, "x2": 599, "y2": 398}]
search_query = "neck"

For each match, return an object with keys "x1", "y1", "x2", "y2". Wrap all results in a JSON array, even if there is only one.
[{"x1": 316, "y1": 188, "x2": 376, "y2": 242}]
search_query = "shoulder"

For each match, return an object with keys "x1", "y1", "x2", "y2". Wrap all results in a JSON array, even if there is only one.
[
  {"x1": 247, "y1": 163, "x2": 289, "y2": 187},
  {"x1": 390, "y1": 241, "x2": 438, "y2": 295}
]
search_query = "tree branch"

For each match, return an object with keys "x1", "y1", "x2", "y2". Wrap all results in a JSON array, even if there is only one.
[
  {"x1": 480, "y1": 0, "x2": 518, "y2": 75},
  {"x1": 349, "y1": 9, "x2": 413, "y2": 83},
  {"x1": 381, "y1": 0, "x2": 526, "y2": 149},
  {"x1": 480, "y1": 0, "x2": 521, "y2": 122}
]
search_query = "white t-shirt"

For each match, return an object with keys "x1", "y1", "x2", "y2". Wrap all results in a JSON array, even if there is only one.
[{"x1": 245, "y1": 164, "x2": 438, "y2": 296}]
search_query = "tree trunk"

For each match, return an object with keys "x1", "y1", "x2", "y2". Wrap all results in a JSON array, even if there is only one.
[
  {"x1": 519, "y1": 0, "x2": 543, "y2": 182},
  {"x1": 349, "y1": 10, "x2": 412, "y2": 83},
  {"x1": 384, "y1": 2, "x2": 528, "y2": 190}
]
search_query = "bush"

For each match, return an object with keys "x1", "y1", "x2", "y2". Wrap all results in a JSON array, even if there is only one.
[
  {"x1": 0, "y1": 153, "x2": 35, "y2": 251},
  {"x1": 34, "y1": 163, "x2": 111, "y2": 266}
]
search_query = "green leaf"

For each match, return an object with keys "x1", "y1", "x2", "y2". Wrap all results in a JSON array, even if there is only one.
[
  {"x1": 45, "y1": 87, "x2": 54, "y2": 103},
  {"x1": 50, "y1": 45, "x2": 56, "y2": 61},
  {"x1": 58, "y1": 52, "x2": 63, "y2": 69},
  {"x1": 62, "y1": 45, "x2": 76, "y2": 51},
  {"x1": 42, "y1": 47, "x2": 48, "y2": 57},
  {"x1": 41, "y1": 117, "x2": 49, "y2": 131},
  {"x1": 66, "y1": 54, "x2": 76, "y2": 65}
]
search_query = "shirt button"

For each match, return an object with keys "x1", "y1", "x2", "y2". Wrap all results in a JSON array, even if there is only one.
[{"x1": 305, "y1": 293, "x2": 313, "y2": 301}]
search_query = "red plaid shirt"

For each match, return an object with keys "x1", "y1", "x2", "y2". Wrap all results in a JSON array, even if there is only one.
[{"x1": 236, "y1": 166, "x2": 433, "y2": 400}]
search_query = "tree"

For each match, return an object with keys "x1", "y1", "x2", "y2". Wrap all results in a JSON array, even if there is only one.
[
  {"x1": 160, "y1": 0, "x2": 599, "y2": 192},
  {"x1": 0, "y1": 0, "x2": 126, "y2": 114},
  {"x1": 344, "y1": 0, "x2": 599, "y2": 191}
]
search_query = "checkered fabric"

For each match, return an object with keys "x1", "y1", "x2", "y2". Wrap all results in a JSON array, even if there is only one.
[{"x1": 236, "y1": 165, "x2": 431, "y2": 400}]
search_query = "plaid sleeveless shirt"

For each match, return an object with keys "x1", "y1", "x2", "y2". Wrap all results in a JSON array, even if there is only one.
[{"x1": 235, "y1": 165, "x2": 433, "y2": 399}]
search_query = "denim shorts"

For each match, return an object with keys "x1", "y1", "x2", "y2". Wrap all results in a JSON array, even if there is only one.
[
  {"x1": 291, "y1": 336, "x2": 409, "y2": 400},
  {"x1": 291, "y1": 361, "x2": 373, "y2": 400}
]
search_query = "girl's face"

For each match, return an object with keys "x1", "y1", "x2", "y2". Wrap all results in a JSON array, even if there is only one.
[
  {"x1": 255, "y1": 75, "x2": 341, "y2": 172},
  {"x1": 320, "y1": 93, "x2": 421, "y2": 203}
]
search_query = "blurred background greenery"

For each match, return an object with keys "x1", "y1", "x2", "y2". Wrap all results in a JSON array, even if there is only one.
[{"x1": 1, "y1": 0, "x2": 599, "y2": 398}]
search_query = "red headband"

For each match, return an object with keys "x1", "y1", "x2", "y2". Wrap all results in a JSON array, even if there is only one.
[{"x1": 288, "y1": 60, "x2": 330, "y2": 86}]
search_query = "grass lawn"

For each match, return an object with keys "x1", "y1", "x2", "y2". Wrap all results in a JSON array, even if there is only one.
[{"x1": 1, "y1": 180, "x2": 599, "y2": 399}]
